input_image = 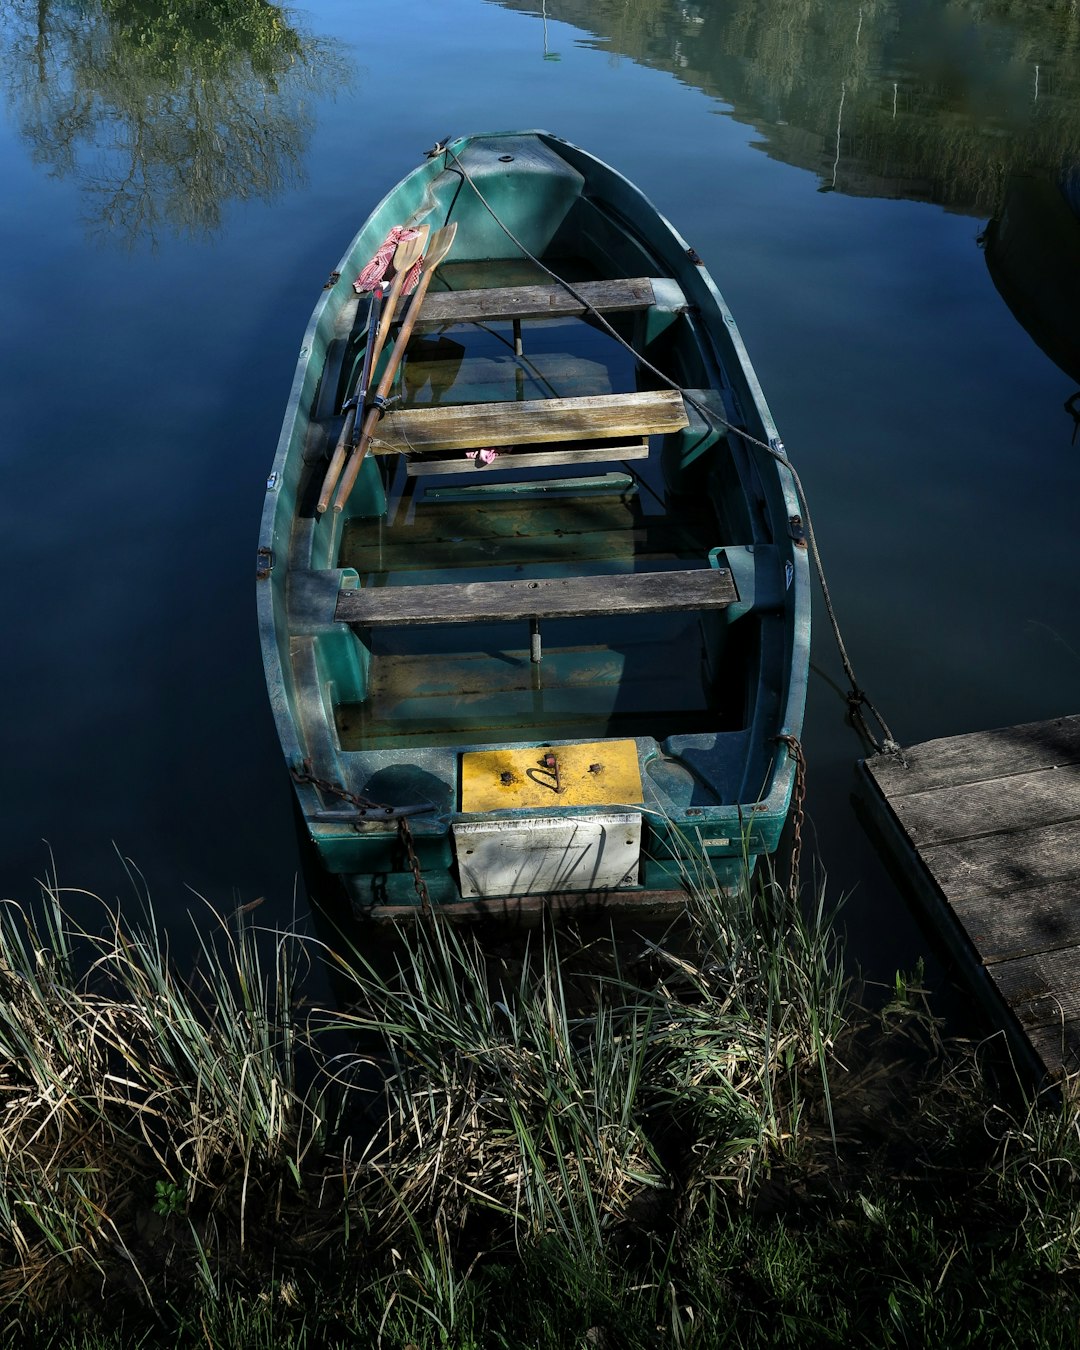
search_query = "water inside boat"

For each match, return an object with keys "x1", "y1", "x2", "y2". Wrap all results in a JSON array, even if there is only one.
[{"x1": 332, "y1": 259, "x2": 746, "y2": 752}]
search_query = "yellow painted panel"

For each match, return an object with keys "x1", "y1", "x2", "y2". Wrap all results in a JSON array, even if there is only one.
[{"x1": 460, "y1": 740, "x2": 644, "y2": 812}]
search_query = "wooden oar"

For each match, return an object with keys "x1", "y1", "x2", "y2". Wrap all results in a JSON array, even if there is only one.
[
  {"x1": 332, "y1": 222, "x2": 458, "y2": 514},
  {"x1": 316, "y1": 288, "x2": 381, "y2": 513},
  {"x1": 316, "y1": 226, "x2": 428, "y2": 514}
]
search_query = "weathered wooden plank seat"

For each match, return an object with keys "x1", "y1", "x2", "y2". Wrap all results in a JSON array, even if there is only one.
[
  {"x1": 334, "y1": 566, "x2": 737, "y2": 627},
  {"x1": 368, "y1": 388, "x2": 689, "y2": 457},
  {"x1": 401, "y1": 438, "x2": 652, "y2": 476},
  {"x1": 410, "y1": 276, "x2": 684, "y2": 327}
]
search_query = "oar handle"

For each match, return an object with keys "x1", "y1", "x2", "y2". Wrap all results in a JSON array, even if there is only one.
[
  {"x1": 317, "y1": 290, "x2": 384, "y2": 513},
  {"x1": 316, "y1": 406, "x2": 358, "y2": 516},
  {"x1": 332, "y1": 270, "x2": 437, "y2": 513}
]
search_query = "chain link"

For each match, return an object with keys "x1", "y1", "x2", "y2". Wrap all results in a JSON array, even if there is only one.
[
  {"x1": 292, "y1": 761, "x2": 380, "y2": 811},
  {"x1": 778, "y1": 735, "x2": 806, "y2": 901},
  {"x1": 293, "y1": 761, "x2": 433, "y2": 917},
  {"x1": 397, "y1": 814, "x2": 432, "y2": 918}
]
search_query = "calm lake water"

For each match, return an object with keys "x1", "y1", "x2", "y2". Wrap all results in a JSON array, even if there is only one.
[{"x1": 2, "y1": 0, "x2": 1078, "y2": 992}]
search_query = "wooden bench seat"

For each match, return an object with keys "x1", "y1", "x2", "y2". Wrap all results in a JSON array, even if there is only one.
[
  {"x1": 368, "y1": 389, "x2": 689, "y2": 456},
  {"x1": 410, "y1": 276, "x2": 686, "y2": 327},
  {"x1": 334, "y1": 566, "x2": 737, "y2": 628},
  {"x1": 402, "y1": 437, "x2": 651, "y2": 477}
]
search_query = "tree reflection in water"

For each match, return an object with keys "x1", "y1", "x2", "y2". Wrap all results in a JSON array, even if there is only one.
[
  {"x1": 1, "y1": 0, "x2": 351, "y2": 245},
  {"x1": 501, "y1": 0, "x2": 1080, "y2": 216}
]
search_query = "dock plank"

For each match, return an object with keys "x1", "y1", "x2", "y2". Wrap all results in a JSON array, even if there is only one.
[
  {"x1": 868, "y1": 714, "x2": 1080, "y2": 797},
  {"x1": 858, "y1": 715, "x2": 1080, "y2": 1085},
  {"x1": 1026, "y1": 1021, "x2": 1080, "y2": 1077},
  {"x1": 945, "y1": 878, "x2": 1080, "y2": 964},
  {"x1": 888, "y1": 763, "x2": 1080, "y2": 847},
  {"x1": 919, "y1": 816, "x2": 1080, "y2": 897},
  {"x1": 987, "y1": 948, "x2": 1080, "y2": 1029}
]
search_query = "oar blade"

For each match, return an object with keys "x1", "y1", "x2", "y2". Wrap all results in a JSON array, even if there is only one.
[
  {"x1": 393, "y1": 224, "x2": 430, "y2": 274},
  {"x1": 315, "y1": 226, "x2": 429, "y2": 514},
  {"x1": 422, "y1": 221, "x2": 458, "y2": 271},
  {"x1": 330, "y1": 224, "x2": 458, "y2": 514}
]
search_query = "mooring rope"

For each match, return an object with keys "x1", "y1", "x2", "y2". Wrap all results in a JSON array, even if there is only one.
[{"x1": 440, "y1": 141, "x2": 905, "y2": 762}]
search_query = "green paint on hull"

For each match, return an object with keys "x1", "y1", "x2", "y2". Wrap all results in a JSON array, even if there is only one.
[{"x1": 258, "y1": 131, "x2": 810, "y2": 916}]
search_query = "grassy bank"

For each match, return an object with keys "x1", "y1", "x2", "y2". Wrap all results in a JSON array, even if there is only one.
[{"x1": 0, "y1": 866, "x2": 1077, "y2": 1348}]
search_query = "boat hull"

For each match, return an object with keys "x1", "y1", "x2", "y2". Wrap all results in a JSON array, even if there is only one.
[{"x1": 258, "y1": 131, "x2": 810, "y2": 915}]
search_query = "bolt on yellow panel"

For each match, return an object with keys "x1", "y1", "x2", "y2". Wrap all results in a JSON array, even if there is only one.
[{"x1": 460, "y1": 739, "x2": 644, "y2": 812}]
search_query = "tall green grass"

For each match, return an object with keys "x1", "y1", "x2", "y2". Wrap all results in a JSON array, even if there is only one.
[
  {"x1": 0, "y1": 882, "x2": 330, "y2": 1315},
  {"x1": 0, "y1": 860, "x2": 1077, "y2": 1348},
  {"x1": 321, "y1": 856, "x2": 846, "y2": 1258}
]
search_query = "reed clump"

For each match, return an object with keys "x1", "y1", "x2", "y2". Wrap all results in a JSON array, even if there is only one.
[
  {"x1": 323, "y1": 864, "x2": 846, "y2": 1264},
  {"x1": 0, "y1": 888, "x2": 331, "y2": 1316},
  {"x1": 0, "y1": 864, "x2": 1077, "y2": 1348}
]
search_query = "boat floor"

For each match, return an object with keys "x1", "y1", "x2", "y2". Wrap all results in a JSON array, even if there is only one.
[
  {"x1": 335, "y1": 487, "x2": 725, "y2": 750},
  {"x1": 338, "y1": 490, "x2": 714, "y2": 577}
]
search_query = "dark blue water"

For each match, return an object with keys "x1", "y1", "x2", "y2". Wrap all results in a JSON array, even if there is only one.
[{"x1": 2, "y1": 0, "x2": 1078, "y2": 987}]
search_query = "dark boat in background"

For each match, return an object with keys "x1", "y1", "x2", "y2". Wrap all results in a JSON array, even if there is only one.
[{"x1": 982, "y1": 170, "x2": 1080, "y2": 391}]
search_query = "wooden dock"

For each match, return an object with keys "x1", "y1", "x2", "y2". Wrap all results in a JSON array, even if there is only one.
[{"x1": 856, "y1": 714, "x2": 1080, "y2": 1084}]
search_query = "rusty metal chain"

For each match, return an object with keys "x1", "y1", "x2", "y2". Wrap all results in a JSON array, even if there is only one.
[
  {"x1": 397, "y1": 814, "x2": 432, "y2": 919},
  {"x1": 778, "y1": 735, "x2": 806, "y2": 901},
  {"x1": 292, "y1": 760, "x2": 380, "y2": 811},
  {"x1": 293, "y1": 761, "x2": 433, "y2": 917}
]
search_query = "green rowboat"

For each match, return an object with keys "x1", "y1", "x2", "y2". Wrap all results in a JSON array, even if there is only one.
[{"x1": 257, "y1": 131, "x2": 810, "y2": 918}]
